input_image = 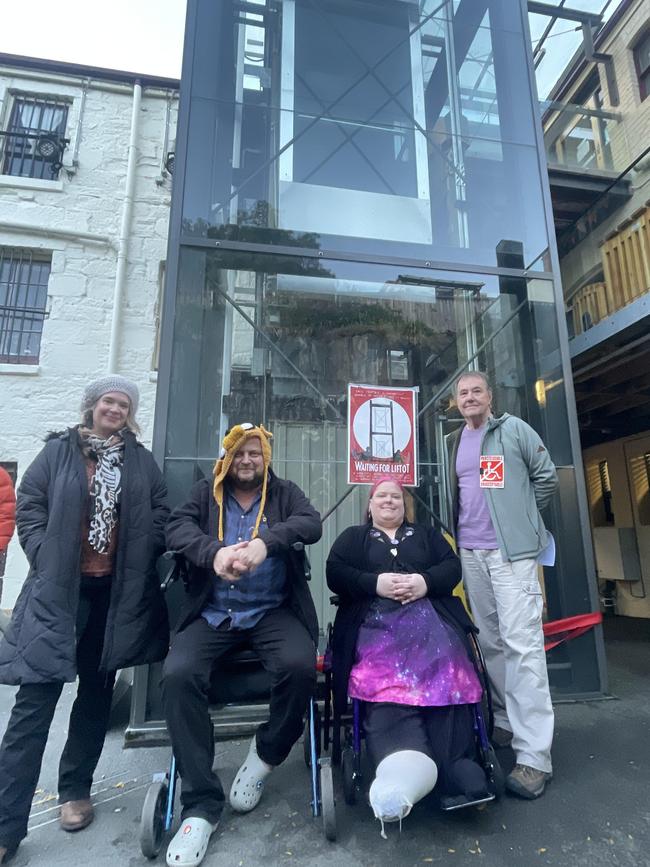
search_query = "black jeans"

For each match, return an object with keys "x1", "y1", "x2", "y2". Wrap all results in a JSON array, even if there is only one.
[
  {"x1": 162, "y1": 607, "x2": 316, "y2": 823},
  {"x1": 0, "y1": 577, "x2": 115, "y2": 850}
]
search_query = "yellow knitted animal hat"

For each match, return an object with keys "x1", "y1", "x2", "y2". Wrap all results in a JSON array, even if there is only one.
[{"x1": 213, "y1": 423, "x2": 273, "y2": 541}]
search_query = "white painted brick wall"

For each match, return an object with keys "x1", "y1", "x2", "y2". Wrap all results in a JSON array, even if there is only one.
[{"x1": 0, "y1": 65, "x2": 178, "y2": 607}]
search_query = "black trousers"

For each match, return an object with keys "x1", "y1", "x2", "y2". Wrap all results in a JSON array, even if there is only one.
[
  {"x1": 0, "y1": 577, "x2": 115, "y2": 850},
  {"x1": 363, "y1": 702, "x2": 488, "y2": 798},
  {"x1": 162, "y1": 607, "x2": 316, "y2": 823}
]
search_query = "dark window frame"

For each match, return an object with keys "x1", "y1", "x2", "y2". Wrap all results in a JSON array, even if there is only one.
[
  {"x1": 0, "y1": 247, "x2": 51, "y2": 364},
  {"x1": 1, "y1": 93, "x2": 70, "y2": 180},
  {"x1": 633, "y1": 29, "x2": 650, "y2": 101}
]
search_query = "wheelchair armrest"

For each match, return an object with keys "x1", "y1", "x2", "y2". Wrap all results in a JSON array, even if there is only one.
[{"x1": 159, "y1": 550, "x2": 188, "y2": 591}]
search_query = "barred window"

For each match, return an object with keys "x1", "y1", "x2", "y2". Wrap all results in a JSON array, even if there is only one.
[
  {"x1": 1, "y1": 94, "x2": 69, "y2": 180},
  {"x1": 0, "y1": 248, "x2": 50, "y2": 364}
]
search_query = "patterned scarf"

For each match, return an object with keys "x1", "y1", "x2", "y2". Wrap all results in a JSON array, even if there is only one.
[{"x1": 80, "y1": 430, "x2": 125, "y2": 553}]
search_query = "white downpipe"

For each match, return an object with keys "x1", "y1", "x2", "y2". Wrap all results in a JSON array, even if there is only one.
[{"x1": 107, "y1": 82, "x2": 141, "y2": 373}]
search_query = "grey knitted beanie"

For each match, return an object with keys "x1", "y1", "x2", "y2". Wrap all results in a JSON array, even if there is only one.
[{"x1": 81, "y1": 375, "x2": 140, "y2": 416}]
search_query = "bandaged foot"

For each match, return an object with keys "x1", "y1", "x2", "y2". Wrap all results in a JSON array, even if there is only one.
[{"x1": 369, "y1": 750, "x2": 438, "y2": 837}]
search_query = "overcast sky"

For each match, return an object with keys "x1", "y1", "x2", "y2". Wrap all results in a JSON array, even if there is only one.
[
  {"x1": 0, "y1": 1, "x2": 617, "y2": 96},
  {"x1": 0, "y1": 0, "x2": 187, "y2": 78}
]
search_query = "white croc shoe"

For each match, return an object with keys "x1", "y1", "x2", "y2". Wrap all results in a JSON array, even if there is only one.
[
  {"x1": 166, "y1": 816, "x2": 218, "y2": 867},
  {"x1": 229, "y1": 737, "x2": 273, "y2": 813}
]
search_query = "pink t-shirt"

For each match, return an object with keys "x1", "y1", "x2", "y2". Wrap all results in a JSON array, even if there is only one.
[{"x1": 456, "y1": 425, "x2": 499, "y2": 550}]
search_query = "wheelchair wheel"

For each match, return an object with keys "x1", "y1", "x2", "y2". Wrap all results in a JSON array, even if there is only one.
[
  {"x1": 140, "y1": 779, "x2": 168, "y2": 859},
  {"x1": 341, "y1": 746, "x2": 357, "y2": 805},
  {"x1": 485, "y1": 745, "x2": 506, "y2": 798},
  {"x1": 303, "y1": 704, "x2": 321, "y2": 768},
  {"x1": 319, "y1": 761, "x2": 337, "y2": 842}
]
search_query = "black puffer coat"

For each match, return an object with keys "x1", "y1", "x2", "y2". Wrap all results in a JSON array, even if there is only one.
[{"x1": 0, "y1": 427, "x2": 170, "y2": 685}]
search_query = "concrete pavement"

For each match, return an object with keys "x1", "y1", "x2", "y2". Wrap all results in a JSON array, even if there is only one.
[{"x1": 0, "y1": 617, "x2": 648, "y2": 867}]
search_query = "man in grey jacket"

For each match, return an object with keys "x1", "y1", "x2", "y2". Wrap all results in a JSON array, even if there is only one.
[{"x1": 446, "y1": 371, "x2": 558, "y2": 799}]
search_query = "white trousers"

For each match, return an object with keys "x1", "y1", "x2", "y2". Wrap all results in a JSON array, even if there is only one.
[{"x1": 460, "y1": 548, "x2": 554, "y2": 773}]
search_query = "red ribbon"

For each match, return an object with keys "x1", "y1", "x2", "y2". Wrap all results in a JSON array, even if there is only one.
[{"x1": 543, "y1": 611, "x2": 603, "y2": 652}]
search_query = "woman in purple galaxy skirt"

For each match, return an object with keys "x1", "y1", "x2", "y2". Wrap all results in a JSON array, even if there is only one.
[{"x1": 326, "y1": 478, "x2": 490, "y2": 833}]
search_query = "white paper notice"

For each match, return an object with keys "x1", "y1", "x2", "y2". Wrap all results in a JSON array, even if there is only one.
[{"x1": 538, "y1": 532, "x2": 556, "y2": 567}]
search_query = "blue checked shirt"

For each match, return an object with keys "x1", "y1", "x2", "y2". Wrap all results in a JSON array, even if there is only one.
[{"x1": 202, "y1": 489, "x2": 288, "y2": 630}]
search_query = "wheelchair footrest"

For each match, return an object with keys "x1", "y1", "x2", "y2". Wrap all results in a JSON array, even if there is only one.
[{"x1": 440, "y1": 793, "x2": 495, "y2": 812}]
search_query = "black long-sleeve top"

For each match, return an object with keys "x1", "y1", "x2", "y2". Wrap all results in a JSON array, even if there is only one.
[{"x1": 326, "y1": 521, "x2": 475, "y2": 713}]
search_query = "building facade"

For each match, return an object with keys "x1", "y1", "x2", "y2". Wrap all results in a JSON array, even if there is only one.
[
  {"x1": 141, "y1": 0, "x2": 606, "y2": 731},
  {"x1": 542, "y1": 0, "x2": 650, "y2": 620},
  {"x1": 0, "y1": 55, "x2": 178, "y2": 605}
]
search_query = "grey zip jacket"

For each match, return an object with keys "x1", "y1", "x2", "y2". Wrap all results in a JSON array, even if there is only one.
[{"x1": 446, "y1": 413, "x2": 558, "y2": 562}]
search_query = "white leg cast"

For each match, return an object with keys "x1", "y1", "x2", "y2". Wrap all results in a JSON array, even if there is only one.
[{"x1": 369, "y1": 750, "x2": 438, "y2": 836}]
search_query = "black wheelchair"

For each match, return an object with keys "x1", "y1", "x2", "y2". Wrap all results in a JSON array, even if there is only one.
[
  {"x1": 139, "y1": 548, "x2": 337, "y2": 860},
  {"x1": 304, "y1": 602, "x2": 505, "y2": 818}
]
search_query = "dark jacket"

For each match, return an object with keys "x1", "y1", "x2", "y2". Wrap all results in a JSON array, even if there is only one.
[
  {"x1": 326, "y1": 522, "x2": 475, "y2": 714},
  {"x1": 165, "y1": 470, "x2": 322, "y2": 643},
  {"x1": 0, "y1": 427, "x2": 170, "y2": 685}
]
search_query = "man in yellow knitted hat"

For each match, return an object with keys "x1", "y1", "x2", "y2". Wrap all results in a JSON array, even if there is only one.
[{"x1": 161, "y1": 423, "x2": 322, "y2": 867}]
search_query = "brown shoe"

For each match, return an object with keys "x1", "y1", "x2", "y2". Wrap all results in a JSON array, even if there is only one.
[
  {"x1": 505, "y1": 764, "x2": 552, "y2": 799},
  {"x1": 491, "y1": 726, "x2": 513, "y2": 748},
  {"x1": 59, "y1": 799, "x2": 94, "y2": 832}
]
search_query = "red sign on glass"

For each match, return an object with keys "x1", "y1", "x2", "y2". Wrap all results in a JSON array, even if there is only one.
[
  {"x1": 479, "y1": 455, "x2": 505, "y2": 488},
  {"x1": 347, "y1": 383, "x2": 419, "y2": 486}
]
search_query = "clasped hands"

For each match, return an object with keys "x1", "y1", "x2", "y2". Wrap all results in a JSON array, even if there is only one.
[
  {"x1": 212, "y1": 537, "x2": 268, "y2": 582},
  {"x1": 376, "y1": 572, "x2": 427, "y2": 604}
]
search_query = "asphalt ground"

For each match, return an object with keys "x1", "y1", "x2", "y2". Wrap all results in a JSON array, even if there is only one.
[{"x1": 0, "y1": 616, "x2": 648, "y2": 867}]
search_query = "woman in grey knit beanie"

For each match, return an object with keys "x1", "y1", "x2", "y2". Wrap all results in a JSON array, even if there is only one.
[
  {"x1": 80, "y1": 374, "x2": 141, "y2": 435},
  {"x1": 0, "y1": 372, "x2": 169, "y2": 859}
]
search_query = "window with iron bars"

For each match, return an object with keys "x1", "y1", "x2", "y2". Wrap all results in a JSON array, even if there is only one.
[
  {"x1": 0, "y1": 248, "x2": 51, "y2": 364},
  {"x1": 1, "y1": 94, "x2": 69, "y2": 180}
]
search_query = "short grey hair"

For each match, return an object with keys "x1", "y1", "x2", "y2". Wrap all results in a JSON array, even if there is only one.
[{"x1": 453, "y1": 370, "x2": 492, "y2": 395}]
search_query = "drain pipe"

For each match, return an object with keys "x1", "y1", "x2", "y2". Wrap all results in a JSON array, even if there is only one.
[{"x1": 107, "y1": 81, "x2": 141, "y2": 373}]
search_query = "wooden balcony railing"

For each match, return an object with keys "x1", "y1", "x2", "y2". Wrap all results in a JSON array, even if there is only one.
[{"x1": 568, "y1": 201, "x2": 650, "y2": 336}]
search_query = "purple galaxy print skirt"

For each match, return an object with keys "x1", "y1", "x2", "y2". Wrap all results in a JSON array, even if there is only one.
[{"x1": 348, "y1": 599, "x2": 482, "y2": 706}]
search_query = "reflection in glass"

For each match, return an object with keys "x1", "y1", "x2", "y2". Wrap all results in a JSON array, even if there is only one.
[
  {"x1": 181, "y1": 0, "x2": 548, "y2": 268},
  {"x1": 164, "y1": 249, "x2": 570, "y2": 627}
]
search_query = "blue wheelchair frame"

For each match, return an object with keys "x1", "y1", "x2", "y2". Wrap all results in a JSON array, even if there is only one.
[{"x1": 139, "y1": 547, "x2": 336, "y2": 860}]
